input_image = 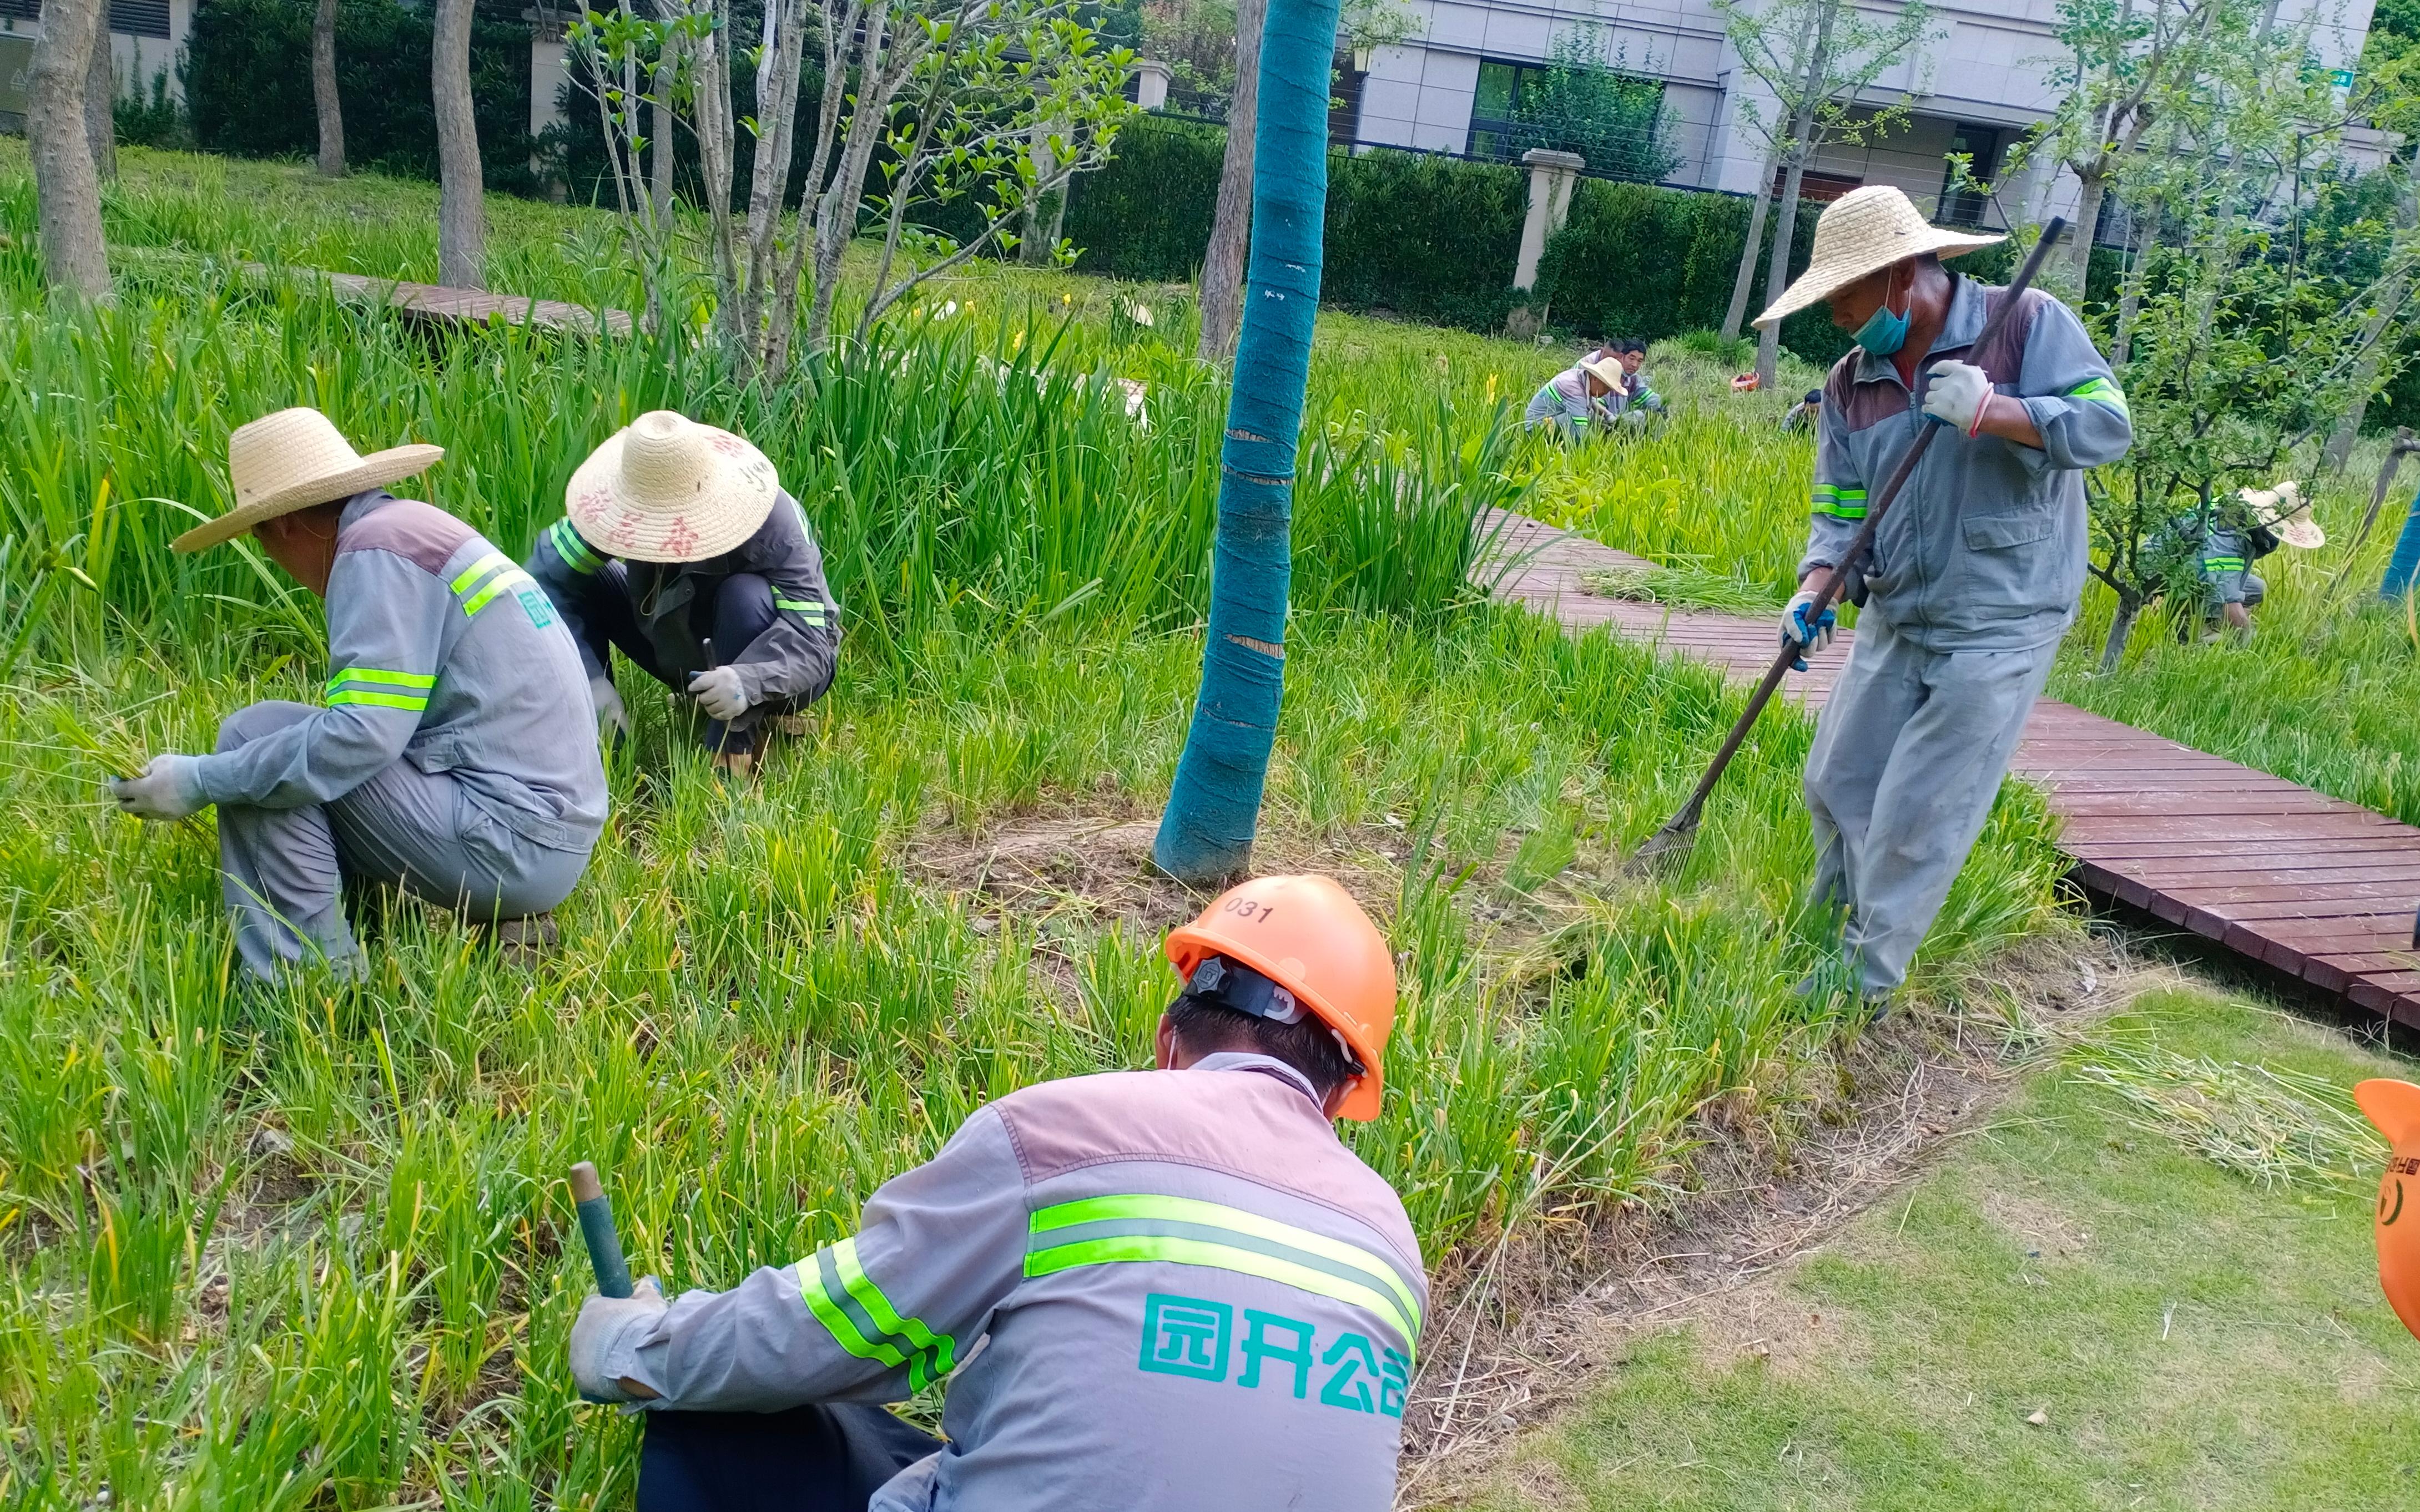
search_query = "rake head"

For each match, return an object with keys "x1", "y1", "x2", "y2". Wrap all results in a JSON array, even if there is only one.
[{"x1": 1628, "y1": 797, "x2": 1705, "y2": 876}]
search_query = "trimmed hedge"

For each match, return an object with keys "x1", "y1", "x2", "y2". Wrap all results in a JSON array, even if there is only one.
[{"x1": 184, "y1": 0, "x2": 538, "y2": 195}]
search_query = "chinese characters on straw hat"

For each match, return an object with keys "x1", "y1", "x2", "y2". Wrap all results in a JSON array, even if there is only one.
[
  {"x1": 1753, "y1": 185, "x2": 2005, "y2": 330},
  {"x1": 2242, "y1": 481, "x2": 2327, "y2": 550},
  {"x1": 171, "y1": 407, "x2": 444, "y2": 554},
  {"x1": 564, "y1": 411, "x2": 779, "y2": 565}
]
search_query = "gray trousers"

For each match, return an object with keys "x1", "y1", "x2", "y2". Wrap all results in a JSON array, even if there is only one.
[
  {"x1": 1803, "y1": 616, "x2": 2057, "y2": 996},
  {"x1": 215, "y1": 702, "x2": 595, "y2": 980}
]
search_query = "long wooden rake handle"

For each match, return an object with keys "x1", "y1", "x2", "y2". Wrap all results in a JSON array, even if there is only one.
[
  {"x1": 1637, "y1": 218, "x2": 2069, "y2": 859},
  {"x1": 569, "y1": 1161, "x2": 635, "y2": 1299}
]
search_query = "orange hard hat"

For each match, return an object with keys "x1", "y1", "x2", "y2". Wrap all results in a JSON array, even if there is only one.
[
  {"x1": 1164, "y1": 874, "x2": 1398, "y2": 1122},
  {"x1": 2356, "y1": 1079, "x2": 2420, "y2": 1343}
]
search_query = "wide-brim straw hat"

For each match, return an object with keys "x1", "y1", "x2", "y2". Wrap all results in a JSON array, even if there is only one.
[
  {"x1": 2244, "y1": 481, "x2": 2327, "y2": 549},
  {"x1": 172, "y1": 407, "x2": 443, "y2": 553},
  {"x1": 1753, "y1": 186, "x2": 2005, "y2": 330},
  {"x1": 564, "y1": 411, "x2": 779, "y2": 565},
  {"x1": 1579, "y1": 356, "x2": 1625, "y2": 390}
]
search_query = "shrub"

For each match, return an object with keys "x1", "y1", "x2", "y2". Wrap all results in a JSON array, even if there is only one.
[{"x1": 182, "y1": 0, "x2": 539, "y2": 195}]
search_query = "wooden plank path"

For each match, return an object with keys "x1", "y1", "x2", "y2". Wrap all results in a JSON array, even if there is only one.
[
  {"x1": 1485, "y1": 511, "x2": 2420, "y2": 1026},
  {"x1": 242, "y1": 264, "x2": 633, "y2": 338}
]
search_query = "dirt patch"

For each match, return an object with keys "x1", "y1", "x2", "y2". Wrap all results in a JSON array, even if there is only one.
[
  {"x1": 1396, "y1": 934, "x2": 2190, "y2": 1510},
  {"x1": 1979, "y1": 1187, "x2": 2095, "y2": 1265}
]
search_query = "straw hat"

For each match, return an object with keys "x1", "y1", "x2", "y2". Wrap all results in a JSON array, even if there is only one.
[
  {"x1": 564, "y1": 411, "x2": 779, "y2": 565},
  {"x1": 1753, "y1": 186, "x2": 2005, "y2": 330},
  {"x1": 1579, "y1": 356, "x2": 1625, "y2": 391},
  {"x1": 172, "y1": 408, "x2": 443, "y2": 553},
  {"x1": 2243, "y1": 481, "x2": 2326, "y2": 549}
]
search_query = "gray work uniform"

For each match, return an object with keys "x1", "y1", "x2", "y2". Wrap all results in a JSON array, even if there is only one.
[
  {"x1": 2199, "y1": 523, "x2": 2266, "y2": 609},
  {"x1": 188, "y1": 491, "x2": 607, "y2": 978},
  {"x1": 1799, "y1": 276, "x2": 2132, "y2": 994},
  {"x1": 525, "y1": 491, "x2": 841, "y2": 731},
  {"x1": 588, "y1": 1052, "x2": 1428, "y2": 1512},
  {"x1": 1524, "y1": 368, "x2": 1616, "y2": 436}
]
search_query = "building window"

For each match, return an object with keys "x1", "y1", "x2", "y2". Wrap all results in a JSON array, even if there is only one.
[
  {"x1": 1775, "y1": 167, "x2": 1864, "y2": 203},
  {"x1": 0, "y1": 0, "x2": 170, "y2": 34},
  {"x1": 1938, "y1": 124, "x2": 2001, "y2": 227},
  {"x1": 1466, "y1": 59, "x2": 1540, "y2": 162}
]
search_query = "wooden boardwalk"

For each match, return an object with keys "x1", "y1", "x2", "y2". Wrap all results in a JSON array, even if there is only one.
[
  {"x1": 245, "y1": 264, "x2": 633, "y2": 338},
  {"x1": 1486, "y1": 512, "x2": 2420, "y2": 1026}
]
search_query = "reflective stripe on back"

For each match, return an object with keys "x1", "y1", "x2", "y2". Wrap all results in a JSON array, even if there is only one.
[{"x1": 1026, "y1": 1193, "x2": 1420, "y2": 1354}]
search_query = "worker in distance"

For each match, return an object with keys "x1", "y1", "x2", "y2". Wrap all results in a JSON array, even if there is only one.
[
  {"x1": 570, "y1": 874, "x2": 1426, "y2": 1512},
  {"x1": 1763, "y1": 186, "x2": 2133, "y2": 1005}
]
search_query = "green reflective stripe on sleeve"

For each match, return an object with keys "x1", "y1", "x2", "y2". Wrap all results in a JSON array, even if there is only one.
[
  {"x1": 325, "y1": 667, "x2": 435, "y2": 695},
  {"x1": 772, "y1": 595, "x2": 815, "y2": 611},
  {"x1": 448, "y1": 550, "x2": 514, "y2": 597},
  {"x1": 327, "y1": 689, "x2": 430, "y2": 711},
  {"x1": 548, "y1": 519, "x2": 605, "y2": 574},
  {"x1": 2204, "y1": 556, "x2": 2246, "y2": 572},
  {"x1": 462, "y1": 568, "x2": 538, "y2": 618},
  {"x1": 2068, "y1": 376, "x2": 2131, "y2": 418},
  {"x1": 1811, "y1": 484, "x2": 1869, "y2": 520},
  {"x1": 831, "y1": 1237, "x2": 956, "y2": 1387},
  {"x1": 1027, "y1": 1193, "x2": 1421, "y2": 1349},
  {"x1": 797, "y1": 1251, "x2": 910, "y2": 1371}
]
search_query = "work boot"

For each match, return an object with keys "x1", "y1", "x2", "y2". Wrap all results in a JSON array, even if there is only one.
[{"x1": 487, "y1": 912, "x2": 559, "y2": 967}]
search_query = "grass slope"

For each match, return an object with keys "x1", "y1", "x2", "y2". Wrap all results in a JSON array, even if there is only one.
[{"x1": 1475, "y1": 990, "x2": 2419, "y2": 1510}]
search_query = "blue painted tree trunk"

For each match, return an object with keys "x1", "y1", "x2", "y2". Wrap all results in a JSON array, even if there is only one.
[
  {"x1": 1152, "y1": 0, "x2": 1342, "y2": 883},
  {"x1": 2384, "y1": 492, "x2": 2420, "y2": 600}
]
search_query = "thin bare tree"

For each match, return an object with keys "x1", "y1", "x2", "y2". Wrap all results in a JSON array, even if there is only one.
[
  {"x1": 432, "y1": 0, "x2": 487, "y2": 288},
  {"x1": 1196, "y1": 0, "x2": 1263, "y2": 361},
  {"x1": 314, "y1": 0, "x2": 346, "y2": 176},
  {"x1": 29, "y1": 0, "x2": 112, "y2": 298}
]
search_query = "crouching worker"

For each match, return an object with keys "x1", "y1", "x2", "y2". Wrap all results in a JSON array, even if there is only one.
[
  {"x1": 571, "y1": 874, "x2": 1426, "y2": 1512},
  {"x1": 105, "y1": 408, "x2": 606, "y2": 978},
  {"x1": 1523, "y1": 352, "x2": 1627, "y2": 438},
  {"x1": 528, "y1": 411, "x2": 841, "y2": 778}
]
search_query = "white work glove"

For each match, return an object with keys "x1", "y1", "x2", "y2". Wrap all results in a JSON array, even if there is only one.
[
  {"x1": 105, "y1": 755, "x2": 207, "y2": 822},
  {"x1": 588, "y1": 675, "x2": 629, "y2": 740},
  {"x1": 1921, "y1": 359, "x2": 1995, "y2": 437},
  {"x1": 686, "y1": 665, "x2": 748, "y2": 722},
  {"x1": 569, "y1": 1276, "x2": 667, "y2": 1404},
  {"x1": 1779, "y1": 587, "x2": 1836, "y2": 672}
]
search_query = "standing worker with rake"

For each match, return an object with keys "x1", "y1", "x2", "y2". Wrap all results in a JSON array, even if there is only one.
[
  {"x1": 569, "y1": 876, "x2": 1425, "y2": 1512},
  {"x1": 1759, "y1": 188, "x2": 2131, "y2": 1005}
]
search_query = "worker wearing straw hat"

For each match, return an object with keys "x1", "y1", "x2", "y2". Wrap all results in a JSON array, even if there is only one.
[
  {"x1": 104, "y1": 408, "x2": 607, "y2": 978},
  {"x1": 1761, "y1": 187, "x2": 2132, "y2": 1004},
  {"x1": 1523, "y1": 352, "x2": 1629, "y2": 437},
  {"x1": 525, "y1": 411, "x2": 841, "y2": 778},
  {"x1": 2184, "y1": 480, "x2": 2325, "y2": 640}
]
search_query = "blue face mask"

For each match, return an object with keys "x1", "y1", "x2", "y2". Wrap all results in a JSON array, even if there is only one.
[{"x1": 1852, "y1": 271, "x2": 1911, "y2": 356}]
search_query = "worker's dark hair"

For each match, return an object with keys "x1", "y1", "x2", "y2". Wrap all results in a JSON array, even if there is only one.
[
  {"x1": 1624, "y1": 337, "x2": 1648, "y2": 355},
  {"x1": 1165, "y1": 993, "x2": 1354, "y2": 1101},
  {"x1": 1803, "y1": 389, "x2": 1822, "y2": 404}
]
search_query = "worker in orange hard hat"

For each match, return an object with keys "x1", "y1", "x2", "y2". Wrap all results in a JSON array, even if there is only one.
[
  {"x1": 2356, "y1": 1079, "x2": 2420, "y2": 1343},
  {"x1": 570, "y1": 874, "x2": 1424, "y2": 1512}
]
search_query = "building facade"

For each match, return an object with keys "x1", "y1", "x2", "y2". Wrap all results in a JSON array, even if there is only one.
[
  {"x1": 1349, "y1": 0, "x2": 2381, "y2": 232},
  {"x1": 1, "y1": 0, "x2": 195, "y2": 129}
]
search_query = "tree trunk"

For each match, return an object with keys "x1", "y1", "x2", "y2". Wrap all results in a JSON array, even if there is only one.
[
  {"x1": 29, "y1": 0, "x2": 111, "y2": 300},
  {"x1": 84, "y1": 23, "x2": 115, "y2": 181},
  {"x1": 2068, "y1": 165, "x2": 2105, "y2": 297},
  {"x1": 313, "y1": 0, "x2": 346, "y2": 176},
  {"x1": 649, "y1": 27, "x2": 677, "y2": 223},
  {"x1": 432, "y1": 0, "x2": 486, "y2": 289},
  {"x1": 2098, "y1": 591, "x2": 2141, "y2": 673},
  {"x1": 2110, "y1": 194, "x2": 2155, "y2": 367},
  {"x1": 1754, "y1": 0, "x2": 1834, "y2": 390},
  {"x1": 1718, "y1": 156, "x2": 1774, "y2": 343},
  {"x1": 2324, "y1": 281, "x2": 2405, "y2": 475},
  {"x1": 1196, "y1": 0, "x2": 1265, "y2": 362},
  {"x1": 1154, "y1": 0, "x2": 1340, "y2": 883}
]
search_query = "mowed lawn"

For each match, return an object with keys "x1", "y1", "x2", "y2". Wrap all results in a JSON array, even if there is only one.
[{"x1": 1468, "y1": 989, "x2": 2419, "y2": 1511}]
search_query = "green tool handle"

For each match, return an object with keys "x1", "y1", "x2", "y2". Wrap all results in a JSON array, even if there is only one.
[{"x1": 568, "y1": 1161, "x2": 634, "y2": 1299}]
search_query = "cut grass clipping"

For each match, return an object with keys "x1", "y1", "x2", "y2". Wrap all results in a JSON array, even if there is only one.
[
  {"x1": 2069, "y1": 1026, "x2": 2387, "y2": 1194},
  {"x1": 1582, "y1": 562, "x2": 1787, "y2": 616}
]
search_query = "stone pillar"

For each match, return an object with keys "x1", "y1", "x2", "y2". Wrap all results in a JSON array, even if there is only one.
[
  {"x1": 527, "y1": 12, "x2": 569, "y2": 198},
  {"x1": 1133, "y1": 58, "x2": 1172, "y2": 110},
  {"x1": 1514, "y1": 148, "x2": 1585, "y2": 292}
]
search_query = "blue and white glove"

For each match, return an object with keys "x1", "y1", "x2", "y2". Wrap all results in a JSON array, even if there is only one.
[
  {"x1": 569, "y1": 1276, "x2": 667, "y2": 1404},
  {"x1": 1779, "y1": 587, "x2": 1836, "y2": 672},
  {"x1": 687, "y1": 665, "x2": 748, "y2": 722},
  {"x1": 589, "y1": 674, "x2": 629, "y2": 741},
  {"x1": 1922, "y1": 359, "x2": 1994, "y2": 437},
  {"x1": 106, "y1": 755, "x2": 207, "y2": 821}
]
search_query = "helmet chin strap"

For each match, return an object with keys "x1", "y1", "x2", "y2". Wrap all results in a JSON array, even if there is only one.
[{"x1": 1182, "y1": 955, "x2": 1364, "y2": 1075}]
